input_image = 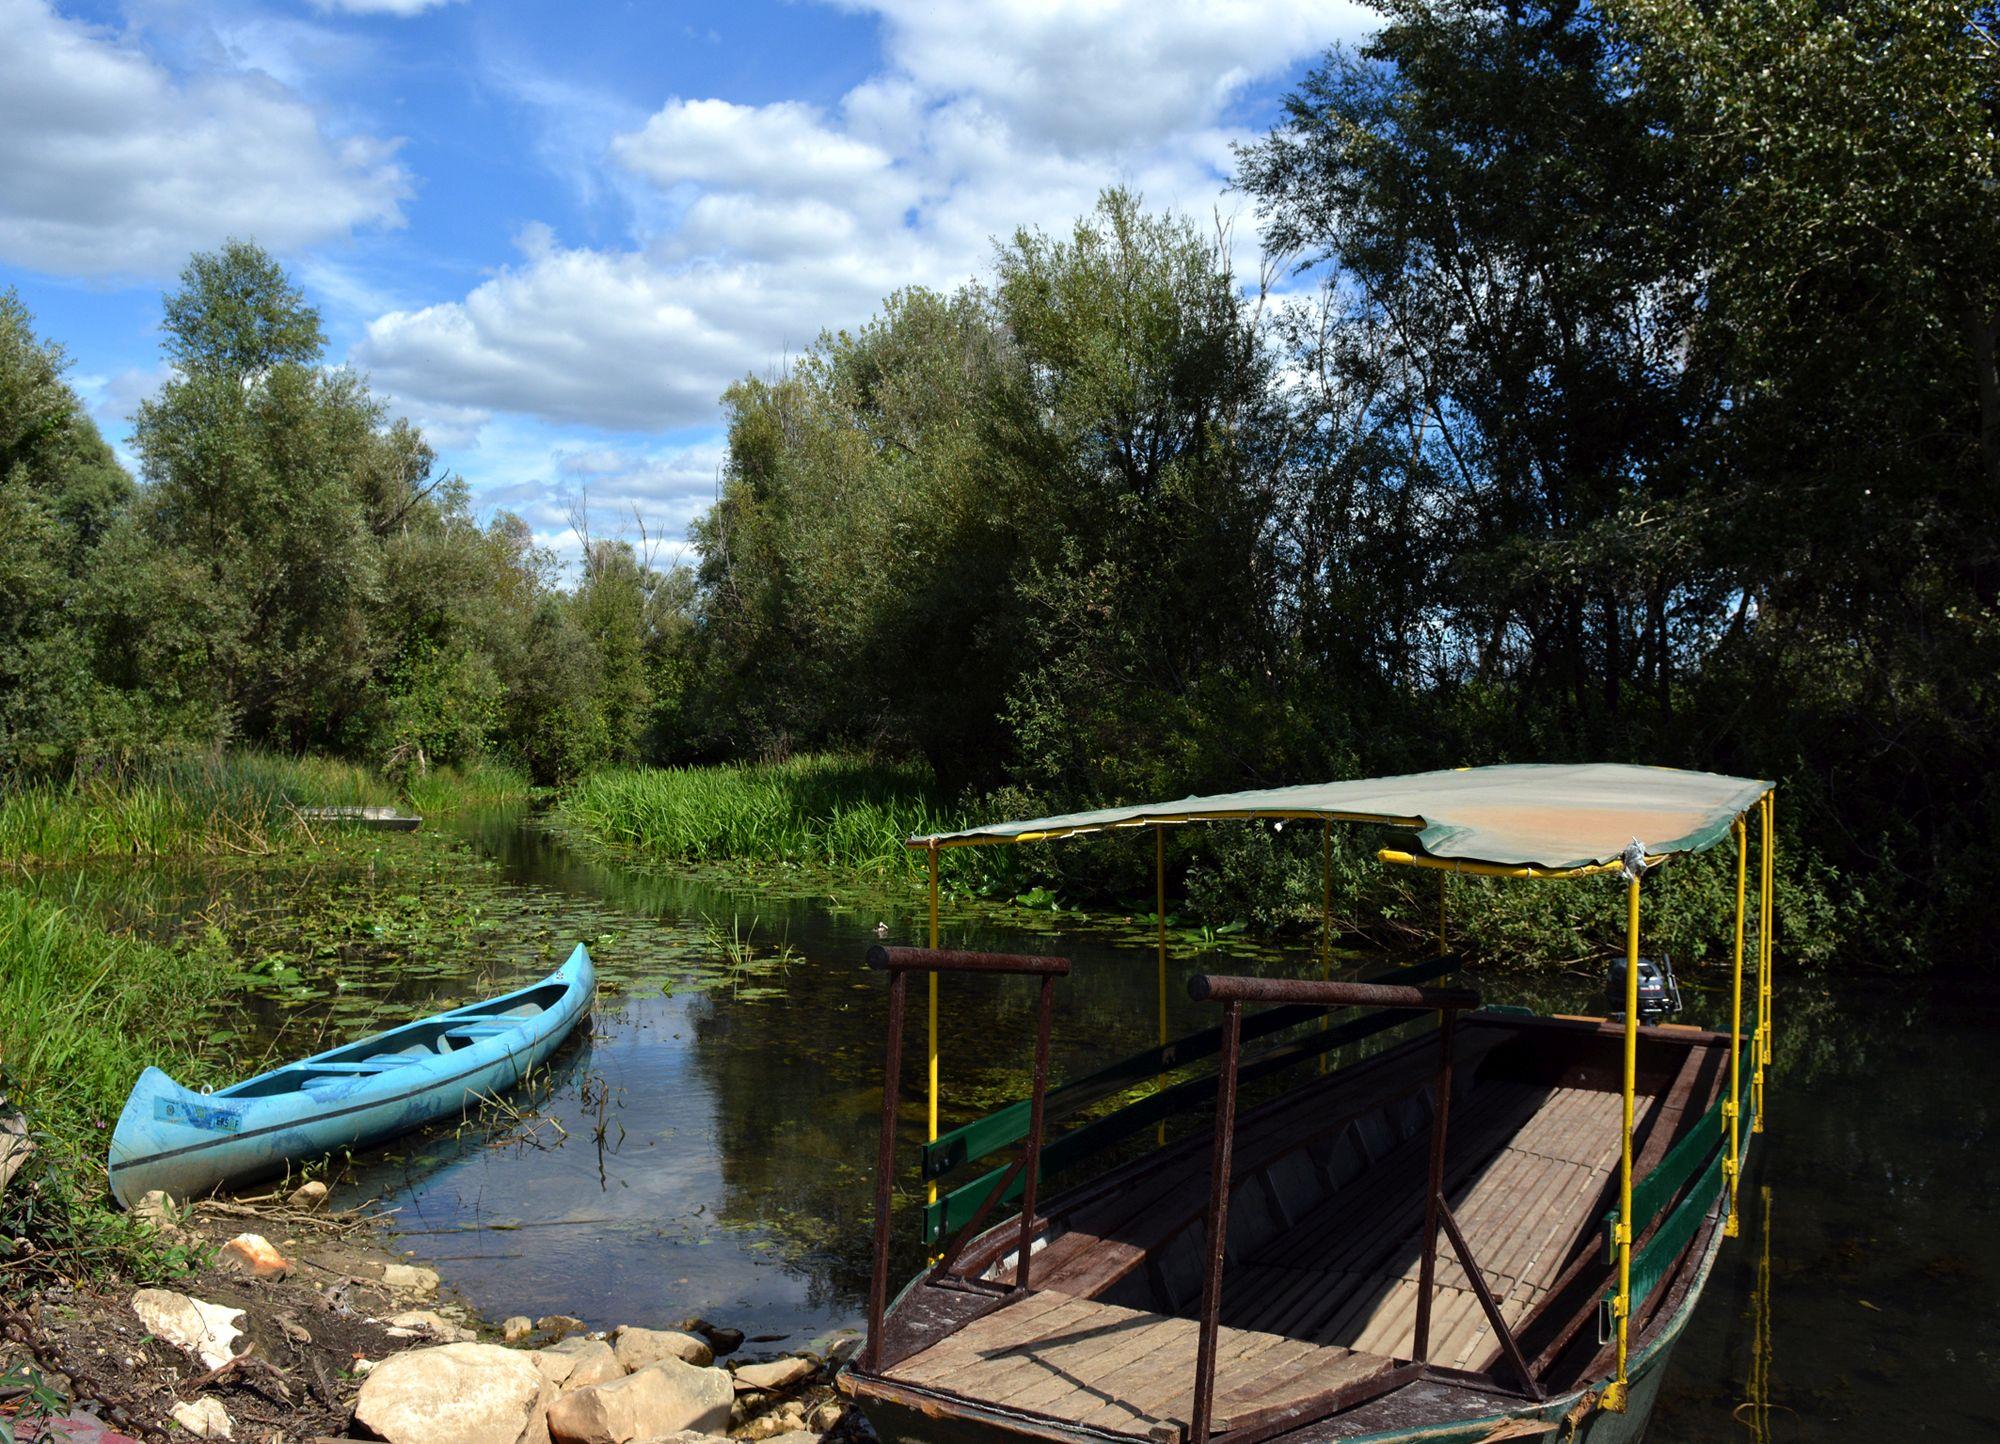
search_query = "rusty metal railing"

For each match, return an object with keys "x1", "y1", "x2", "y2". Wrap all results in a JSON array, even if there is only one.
[
  {"x1": 862, "y1": 945, "x2": 1070, "y2": 1373},
  {"x1": 1182, "y1": 973, "x2": 1543, "y2": 1444}
]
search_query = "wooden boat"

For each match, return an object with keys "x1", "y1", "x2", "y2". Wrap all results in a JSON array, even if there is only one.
[
  {"x1": 107, "y1": 944, "x2": 595, "y2": 1206},
  {"x1": 297, "y1": 805, "x2": 422, "y2": 832},
  {"x1": 842, "y1": 765, "x2": 1780, "y2": 1444}
]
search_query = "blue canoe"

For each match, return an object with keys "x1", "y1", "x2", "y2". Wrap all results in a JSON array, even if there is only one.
[{"x1": 108, "y1": 943, "x2": 596, "y2": 1207}]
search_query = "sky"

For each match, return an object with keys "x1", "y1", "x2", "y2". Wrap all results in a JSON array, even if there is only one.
[{"x1": 0, "y1": 0, "x2": 1378, "y2": 563}]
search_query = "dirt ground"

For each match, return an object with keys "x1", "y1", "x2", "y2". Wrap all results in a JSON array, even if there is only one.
[
  {"x1": 5, "y1": 1196, "x2": 519, "y2": 1444},
  {"x1": 1, "y1": 1194, "x2": 863, "y2": 1444}
]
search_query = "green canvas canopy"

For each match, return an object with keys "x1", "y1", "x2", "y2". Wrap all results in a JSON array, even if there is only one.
[{"x1": 910, "y1": 762, "x2": 1772, "y2": 872}]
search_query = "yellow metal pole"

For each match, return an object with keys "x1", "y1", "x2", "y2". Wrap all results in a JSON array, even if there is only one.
[
  {"x1": 927, "y1": 842, "x2": 940, "y2": 1207},
  {"x1": 1725, "y1": 816, "x2": 1747, "y2": 1238},
  {"x1": 1605, "y1": 864, "x2": 1642, "y2": 1413},
  {"x1": 1754, "y1": 795, "x2": 1771, "y2": 1134}
]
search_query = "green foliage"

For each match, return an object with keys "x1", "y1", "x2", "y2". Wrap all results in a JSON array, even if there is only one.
[
  {"x1": 554, "y1": 755, "x2": 955, "y2": 875},
  {"x1": 0, "y1": 884, "x2": 224, "y2": 1276}
]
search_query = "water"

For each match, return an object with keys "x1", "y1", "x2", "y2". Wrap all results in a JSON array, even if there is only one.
[{"x1": 57, "y1": 809, "x2": 2000, "y2": 1433}]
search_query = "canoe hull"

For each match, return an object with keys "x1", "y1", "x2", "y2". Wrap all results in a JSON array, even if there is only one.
[{"x1": 108, "y1": 945, "x2": 594, "y2": 1206}]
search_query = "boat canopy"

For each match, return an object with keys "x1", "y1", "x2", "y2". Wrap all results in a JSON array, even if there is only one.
[{"x1": 909, "y1": 762, "x2": 1772, "y2": 872}]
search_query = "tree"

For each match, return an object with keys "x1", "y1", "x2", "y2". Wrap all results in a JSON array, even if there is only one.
[
  {"x1": 0, "y1": 290, "x2": 134, "y2": 768},
  {"x1": 131, "y1": 245, "x2": 388, "y2": 748}
]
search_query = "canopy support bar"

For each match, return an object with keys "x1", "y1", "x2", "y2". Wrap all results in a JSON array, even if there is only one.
[{"x1": 1603, "y1": 865, "x2": 1642, "y2": 1413}]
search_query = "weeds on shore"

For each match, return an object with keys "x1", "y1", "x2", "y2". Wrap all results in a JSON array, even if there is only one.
[
  {"x1": 0, "y1": 752, "x2": 534, "y2": 869},
  {"x1": 0, "y1": 884, "x2": 222, "y2": 1280},
  {"x1": 402, "y1": 760, "x2": 534, "y2": 816},
  {"x1": 554, "y1": 756, "x2": 957, "y2": 875},
  {"x1": 0, "y1": 752, "x2": 390, "y2": 868}
]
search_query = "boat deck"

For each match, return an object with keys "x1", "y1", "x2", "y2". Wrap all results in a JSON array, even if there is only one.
[
  {"x1": 886, "y1": 1292, "x2": 1401, "y2": 1443},
  {"x1": 859, "y1": 1016, "x2": 1728, "y2": 1441}
]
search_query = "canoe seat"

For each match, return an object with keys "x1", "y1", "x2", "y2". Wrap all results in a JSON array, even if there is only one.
[
  {"x1": 302, "y1": 1058, "x2": 414, "y2": 1075},
  {"x1": 443, "y1": 1021, "x2": 520, "y2": 1043}
]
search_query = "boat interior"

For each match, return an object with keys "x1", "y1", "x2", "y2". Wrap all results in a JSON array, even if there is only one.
[
  {"x1": 864, "y1": 1014, "x2": 1730, "y2": 1443},
  {"x1": 218, "y1": 975, "x2": 573, "y2": 1099}
]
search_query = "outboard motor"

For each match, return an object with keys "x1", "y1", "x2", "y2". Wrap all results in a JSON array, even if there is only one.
[{"x1": 1608, "y1": 954, "x2": 1682, "y2": 1024}]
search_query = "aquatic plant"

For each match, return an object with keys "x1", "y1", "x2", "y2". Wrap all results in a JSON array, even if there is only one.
[
  {"x1": 0, "y1": 750, "x2": 392, "y2": 867},
  {"x1": 554, "y1": 756, "x2": 958, "y2": 876},
  {"x1": 401, "y1": 759, "x2": 535, "y2": 816}
]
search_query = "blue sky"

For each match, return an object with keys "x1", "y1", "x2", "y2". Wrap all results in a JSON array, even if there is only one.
[{"x1": 1, "y1": 0, "x2": 1376, "y2": 563}]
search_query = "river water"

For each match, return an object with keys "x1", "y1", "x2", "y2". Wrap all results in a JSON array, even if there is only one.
[{"x1": 71, "y1": 808, "x2": 2000, "y2": 1438}]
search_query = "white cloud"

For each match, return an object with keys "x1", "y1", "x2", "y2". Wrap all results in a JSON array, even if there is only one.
[
  {"x1": 0, "y1": 0, "x2": 408, "y2": 279},
  {"x1": 356, "y1": 0, "x2": 1373, "y2": 437},
  {"x1": 309, "y1": 0, "x2": 461, "y2": 16},
  {"x1": 855, "y1": 0, "x2": 1373, "y2": 152},
  {"x1": 612, "y1": 99, "x2": 900, "y2": 208}
]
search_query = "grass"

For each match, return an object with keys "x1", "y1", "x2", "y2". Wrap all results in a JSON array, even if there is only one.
[
  {"x1": 402, "y1": 758, "x2": 534, "y2": 816},
  {"x1": 554, "y1": 756, "x2": 960, "y2": 875},
  {"x1": 0, "y1": 751, "x2": 392, "y2": 867},
  {"x1": 0, "y1": 881, "x2": 220, "y2": 1278},
  {"x1": 0, "y1": 751, "x2": 536, "y2": 868}
]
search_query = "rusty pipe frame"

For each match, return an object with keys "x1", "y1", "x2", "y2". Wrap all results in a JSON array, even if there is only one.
[
  {"x1": 869, "y1": 944, "x2": 1072, "y2": 977},
  {"x1": 862, "y1": 947, "x2": 1071, "y2": 1375},
  {"x1": 1187, "y1": 973, "x2": 1479, "y2": 1011}
]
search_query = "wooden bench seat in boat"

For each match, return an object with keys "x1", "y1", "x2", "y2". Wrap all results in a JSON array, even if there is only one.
[{"x1": 882, "y1": 1291, "x2": 1405, "y2": 1443}]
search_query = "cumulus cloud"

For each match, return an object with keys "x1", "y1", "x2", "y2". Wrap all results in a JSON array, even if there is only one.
[
  {"x1": 357, "y1": 0, "x2": 1372, "y2": 436},
  {"x1": 0, "y1": 0, "x2": 408, "y2": 278}
]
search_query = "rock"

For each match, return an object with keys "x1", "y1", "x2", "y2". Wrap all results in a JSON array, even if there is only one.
[
  {"x1": 288, "y1": 1180, "x2": 330, "y2": 1209},
  {"x1": 130, "y1": 1289, "x2": 243, "y2": 1371},
  {"x1": 691, "y1": 1324, "x2": 743, "y2": 1357},
  {"x1": 217, "y1": 1232, "x2": 292, "y2": 1279},
  {"x1": 131, "y1": 1190, "x2": 187, "y2": 1241},
  {"x1": 805, "y1": 1400, "x2": 844, "y2": 1433},
  {"x1": 385, "y1": 1310, "x2": 477, "y2": 1344},
  {"x1": 611, "y1": 1328, "x2": 713, "y2": 1372},
  {"x1": 169, "y1": 1399, "x2": 233, "y2": 1440},
  {"x1": 545, "y1": 1359, "x2": 733, "y2": 1444},
  {"x1": 734, "y1": 1417, "x2": 801, "y2": 1442},
  {"x1": 631, "y1": 1436, "x2": 734, "y2": 1444},
  {"x1": 534, "y1": 1338, "x2": 622, "y2": 1392},
  {"x1": 353, "y1": 1343, "x2": 549, "y2": 1444},
  {"x1": 537, "y1": 1315, "x2": 588, "y2": 1340},
  {"x1": 382, "y1": 1263, "x2": 442, "y2": 1296},
  {"x1": 730, "y1": 1359, "x2": 813, "y2": 1396},
  {"x1": 0, "y1": 1110, "x2": 31, "y2": 1200},
  {"x1": 502, "y1": 1316, "x2": 534, "y2": 1343}
]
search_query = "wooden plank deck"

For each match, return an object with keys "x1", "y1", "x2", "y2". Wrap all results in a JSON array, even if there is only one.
[
  {"x1": 885, "y1": 1292, "x2": 1399, "y2": 1442},
  {"x1": 1224, "y1": 1085, "x2": 1651, "y2": 1372}
]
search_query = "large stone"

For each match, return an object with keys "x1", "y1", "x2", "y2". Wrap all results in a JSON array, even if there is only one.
[
  {"x1": 385, "y1": 1309, "x2": 477, "y2": 1344},
  {"x1": 545, "y1": 1360, "x2": 732, "y2": 1444},
  {"x1": 503, "y1": 1316, "x2": 534, "y2": 1343},
  {"x1": 730, "y1": 1359, "x2": 813, "y2": 1395},
  {"x1": 611, "y1": 1328, "x2": 712, "y2": 1372},
  {"x1": 288, "y1": 1180, "x2": 330, "y2": 1209},
  {"x1": 129, "y1": 1289, "x2": 243, "y2": 1371},
  {"x1": 354, "y1": 1343, "x2": 549, "y2": 1444},
  {"x1": 217, "y1": 1233, "x2": 291, "y2": 1279},
  {"x1": 169, "y1": 1399, "x2": 232, "y2": 1439},
  {"x1": 535, "y1": 1338, "x2": 622, "y2": 1392},
  {"x1": 381, "y1": 1263, "x2": 441, "y2": 1296},
  {"x1": 536, "y1": 1315, "x2": 587, "y2": 1340}
]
